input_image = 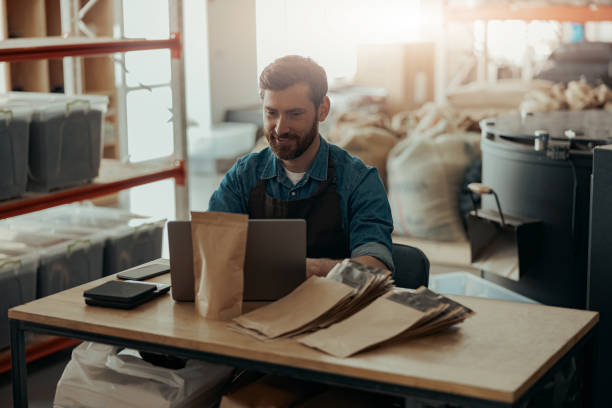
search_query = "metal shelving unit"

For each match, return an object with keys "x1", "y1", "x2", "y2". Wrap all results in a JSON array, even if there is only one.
[
  {"x1": 0, "y1": 158, "x2": 185, "y2": 219},
  {"x1": 0, "y1": 35, "x2": 182, "y2": 61},
  {"x1": 444, "y1": 4, "x2": 612, "y2": 23},
  {"x1": 0, "y1": 0, "x2": 188, "y2": 372},
  {"x1": 440, "y1": 1, "x2": 612, "y2": 98}
]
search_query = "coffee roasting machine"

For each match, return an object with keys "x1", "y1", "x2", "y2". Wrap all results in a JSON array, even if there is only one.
[{"x1": 468, "y1": 110, "x2": 612, "y2": 406}]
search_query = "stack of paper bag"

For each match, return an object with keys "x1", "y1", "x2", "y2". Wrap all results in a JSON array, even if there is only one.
[
  {"x1": 231, "y1": 259, "x2": 474, "y2": 358},
  {"x1": 299, "y1": 286, "x2": 474, "y2": 357},
  {"x1": 231, "y1": 260, "x2": 393, "y2": 339}
]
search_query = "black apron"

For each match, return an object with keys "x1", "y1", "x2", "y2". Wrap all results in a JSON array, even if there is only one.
[{"x1": 247, "y1": 154, "x2": 350, "y2": 259}]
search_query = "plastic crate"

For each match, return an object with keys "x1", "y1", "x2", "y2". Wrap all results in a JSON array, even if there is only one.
[
  {"x1": 0, "y1": 105, "x2": 32, "y2": 200},
  {"x1": 18, "y1": 204, "x2": 166, "y2": 276},
  {"x1": 1, "y1": 92, "x2": 108, "y2": 192},
  {"x1": 0, "y1": 251, "x2": 38, "y2": 349},
  {"x1": 428, "y1": 271, "x2": 538, "y2": 304},
  {"x1": 102, "y1": 219, "x2": 165, "y2": 276},
  {"x1": 0, "y1": 224, "x2": 105, "y2": 298}
]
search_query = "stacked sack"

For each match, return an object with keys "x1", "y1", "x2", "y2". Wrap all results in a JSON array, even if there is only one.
[
  {"x1": 327, "y1": 112, "x2": 400, "y2": 188},
  {"x1": 250, "y1": 104, "x2": 487, "y2": 242},
  {"x1": 520, "y1": 79, "x2": 612, "y2": 113},
  {"x1": 387, "y1": 103, "x2": 483, "y2": 242}
]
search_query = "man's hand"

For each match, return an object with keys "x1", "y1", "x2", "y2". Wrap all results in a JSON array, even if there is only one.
[
  {"x1": 306, "y1": 258, "x2": 339, "y2": 278},
  {"x1": 305, "y1": 256, "x2": 389, "y2": 278}
]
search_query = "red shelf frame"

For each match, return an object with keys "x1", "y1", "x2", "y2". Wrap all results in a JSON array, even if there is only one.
[
  {"x1": 0, "y1": 338, "x2": 81, "y2": 374},
  {"x1": 0, "y1": 159, "x2": 185, "y2": 372},
  {"x1": 0, "y1": 32, "x2": 181, "y2": 61},
  {"x1": 0, "y1": 12, "x2": 186, "y2": 378},
  {"x1": 0, "y1": 159, "x2": 185, "y2": 220},
  {"x1": 445, "y1": 5, "x2": 612, "y2": 23}
]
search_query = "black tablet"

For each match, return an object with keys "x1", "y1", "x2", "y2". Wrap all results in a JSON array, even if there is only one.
[
  {"x1": 84, "y1": 280, "x2": 157, "y2": 303},
  {"x1": 84, "y1": 281, "x2": 170, "y2": 309}
]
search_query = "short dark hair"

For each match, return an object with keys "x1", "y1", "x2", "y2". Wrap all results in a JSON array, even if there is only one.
[{"x1": 259, "y1": 55, "x2": 328, "y2": 108}]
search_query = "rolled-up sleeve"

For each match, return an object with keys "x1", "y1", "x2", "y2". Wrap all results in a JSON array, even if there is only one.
[
  {"x1": 352, "y1": 242, "x2": 394, "y2": 272},
  {"x1": 347, "y1": 167, "x2": 394, "y2": 271}
]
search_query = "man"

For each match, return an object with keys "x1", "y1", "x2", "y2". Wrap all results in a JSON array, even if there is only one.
[{"x1": 209, "y1": 55, "x2": 394, "y2": 277}]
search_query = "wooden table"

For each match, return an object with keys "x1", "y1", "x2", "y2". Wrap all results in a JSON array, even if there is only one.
[{"x1": 9, "y1": 274, "x2": 599, "y2": 408}]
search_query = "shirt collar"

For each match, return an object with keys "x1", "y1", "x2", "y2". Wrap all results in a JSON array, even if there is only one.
[{"x1": 260, "y1": 135, "x2": 329, "y2": 182}]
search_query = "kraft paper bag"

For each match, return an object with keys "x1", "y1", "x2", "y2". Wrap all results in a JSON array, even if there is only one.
[
  {"x1": 191, "y1": 211, "x2": 248, "y2": 320},
  {"x1": 299, "y1": 289, "x2": 449, "y2": 358},
  {"x1": 232, "y1": 276, "x2": 354, "y2": 339},
  {"x1": 231, "y1": 260, "x2": 394, "y2": 340}
]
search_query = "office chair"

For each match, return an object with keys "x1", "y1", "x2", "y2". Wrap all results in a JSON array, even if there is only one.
[{"x1": 391, "y1": 243, "x2": 430, "y2": 289}]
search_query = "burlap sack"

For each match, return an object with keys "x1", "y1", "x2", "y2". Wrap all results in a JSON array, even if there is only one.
[
  {"x1": 334, "y1": 126, "x2": 398, "y2": 187},
  {"x1": 191, "y1": 211, "x2": 248, "y2": 320},
  {"x1": 520, "y1": 79, "x2": 612, "y2": 113},
  {"x1": 387, "y1": 132, "x2": 481, "y2": 241}
]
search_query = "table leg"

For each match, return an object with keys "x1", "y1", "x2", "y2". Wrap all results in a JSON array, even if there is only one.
[
  {"x1": 10, "y1": 319, "x2": 27, "y2": 408},
  {"x1": 583, "y1": 324, "x2": 599, "y2": 408}
]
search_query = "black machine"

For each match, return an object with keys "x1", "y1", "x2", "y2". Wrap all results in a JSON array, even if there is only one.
[
  {"x1": 469, "y1": 110, "x2": 612, "y2": 308},
  {"x1": 470, "y1": 110, "x2": 612, "y2": 406}
]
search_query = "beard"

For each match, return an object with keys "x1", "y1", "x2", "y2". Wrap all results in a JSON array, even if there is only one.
[{"x1": 265, "y1": 119, "x2": 318, "y2": 160}]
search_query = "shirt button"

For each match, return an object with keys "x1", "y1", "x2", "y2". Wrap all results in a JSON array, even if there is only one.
[{"x1": 291, "y1": 191, "x2": 296, "y2": 197}]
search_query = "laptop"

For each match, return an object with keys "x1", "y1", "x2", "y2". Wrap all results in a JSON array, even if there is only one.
[{"x1": 168, "y1": 219, "x2": 306, "y2": 302}]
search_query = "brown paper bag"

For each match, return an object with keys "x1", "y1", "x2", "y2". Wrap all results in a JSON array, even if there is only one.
[
  {"x1": 232, "y1": 276, "x2": 354, "y2": 338},
  {"x1": 191, "y1": 211, "x2": 248, "y2": 320},
  {"x1": 299, "y1": 289, "x2": 448, "y2": 358}
]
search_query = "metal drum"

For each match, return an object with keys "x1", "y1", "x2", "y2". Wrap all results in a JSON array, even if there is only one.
[{"x1": 474, "y1": 110, "x2": 612, "y2": 307}]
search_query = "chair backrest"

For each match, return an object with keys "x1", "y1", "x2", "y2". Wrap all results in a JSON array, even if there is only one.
[{"x1": 391, "y1": 243, "x2": 430, "y2": 289}]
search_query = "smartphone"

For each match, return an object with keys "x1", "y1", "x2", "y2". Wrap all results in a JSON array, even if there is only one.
[{"x1": 117, "y1": 263, "x2": 170, "y2": 281}]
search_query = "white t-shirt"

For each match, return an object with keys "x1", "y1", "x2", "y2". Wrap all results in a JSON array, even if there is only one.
[{"x1": 285, "y1": 168, "x2": 305, "y2": 185}]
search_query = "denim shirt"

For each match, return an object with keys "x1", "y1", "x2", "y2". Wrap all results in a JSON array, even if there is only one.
[{"x1": 208, "y1": 136, "x2": 394, "y2": 271}]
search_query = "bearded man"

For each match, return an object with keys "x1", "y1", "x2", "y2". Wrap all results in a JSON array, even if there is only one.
[{"x1": 209, "y1": 55, "x2": 394, "y2": 277}]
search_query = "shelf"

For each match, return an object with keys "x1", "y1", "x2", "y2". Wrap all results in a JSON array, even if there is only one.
[
  {"x1": 0, "y1": 33, "x2": 181, "y2": 62},
  {"x1": 445, "y1": 4, "x2": 612, "y2": 23},
  {"x1": 0, "y1": 336, "x2": 80, "y2": 375},
  {"x1": 0, "y1": 157, "x2": 185, "y2": 219}
]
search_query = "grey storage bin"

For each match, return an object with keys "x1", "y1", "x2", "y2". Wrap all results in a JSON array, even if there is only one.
[
  {"x1": 0, "y1": 251, "x2": 38, "y2": 349},
  {"x1": 0, "y1": 105, "x2": 32, "y2": 200},
  {"x1": 16, "y1": 204, "x2": 166, "y2": 277},
  {"x1": 0, "y1": 225, "x2": 104, "y2": 298},
  {"x1": 2, "y1": 92, "x2": 108, "y2": 192},
  {"x1": 103, "y1": 220, "x2": 165, "y2": 276}
]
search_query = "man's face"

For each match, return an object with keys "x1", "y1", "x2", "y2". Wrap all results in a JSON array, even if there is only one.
[{"x1": 262, "y1": 83, "x2": 319, "y2": 161}]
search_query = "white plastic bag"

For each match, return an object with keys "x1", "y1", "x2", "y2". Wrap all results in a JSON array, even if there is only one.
[{"x1": 54, "y1": 342, "x2": 234, "y2": 408}]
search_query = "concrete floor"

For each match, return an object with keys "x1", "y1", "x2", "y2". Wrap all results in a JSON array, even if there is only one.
[{"x1": 0, "y1": 346, "x2": 74, "y2": 408}]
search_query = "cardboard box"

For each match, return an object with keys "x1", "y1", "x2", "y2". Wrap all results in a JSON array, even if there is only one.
[
  {"x1": 296, "y1": 389, "x2": 398, "y2": 408},
  {"x1": 353, "y1": 43, "x2": 435, "y2": 113},
  {"x1": 219, "y1": 374, "x2": 324, "y2": 408}
]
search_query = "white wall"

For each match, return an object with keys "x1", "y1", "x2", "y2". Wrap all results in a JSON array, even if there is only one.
[
  {"x1": 184, "y1": 0, "x2": 212, "y2": 136},
  {"x1": 255, "y1": 0, "x2": 422, "y2": 82},
  {"x1": 207, "y1": 0, "x2": 260, "y2": 124}
]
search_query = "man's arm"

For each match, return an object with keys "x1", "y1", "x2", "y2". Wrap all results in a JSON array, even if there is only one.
[
  {"x1": 306, "y1": 165, "x2": 394, "y2": 278},
  {"x1": 208, "y1": 158, "x2": 248, "y2": 213},
  {"x1": 306, "y1": 256, "x2": 387, "y2": 278}
]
